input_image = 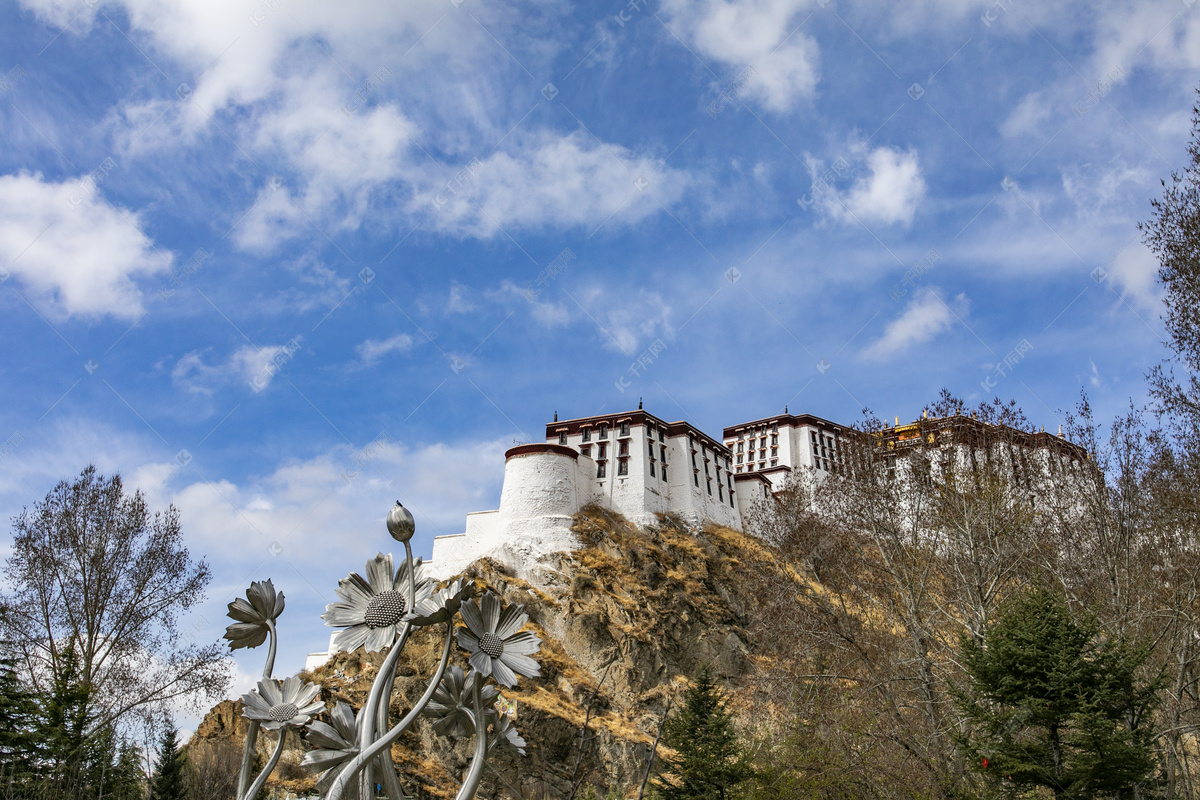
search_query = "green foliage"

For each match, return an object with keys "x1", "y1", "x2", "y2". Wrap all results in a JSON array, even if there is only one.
[
  {"x1": 955, "y1": 587, "x2": 1161, "y2": 799},
  {"x1": 149, "y1": 726, "x2": 186, "y2": 800},
  {"x1": 654, "y1": 668, "x2": 752, "y2": 800}
]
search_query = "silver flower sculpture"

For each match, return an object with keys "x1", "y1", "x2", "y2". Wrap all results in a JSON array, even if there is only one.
[
  {"x1": 406, "y1": 578, "x2": 473, "y2": 627},
  {"x1": 242, "y1": 676, "x2": 324, "y2": 731},
  {"x1": 302, "y1": 701, "x2": 361, "y2": 797},
  {"x1": 224, "y1": 579, "x2": 284, "y2": 649},
  {"x1": 322, "y1": 552, "x2": 432, "y2": 652},
  {"x1": 489, "y1": 714, "x2": 527, "y2": 757},
  {"x1": 423, "y1": 665, "x2": 501, "y2": 737},
  {"x1": 457, "y1": 591, "x2": 542, "y2": 687}
]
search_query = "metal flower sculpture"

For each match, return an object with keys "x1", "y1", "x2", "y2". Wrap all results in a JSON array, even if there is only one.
[
  {"x1": 423, "y1": 665, "x2": 501, "y2": 737},
  {"x1": 224, "y1": 579, "x2": 285, "y2": 650},
  {"x1": 302, "y1": 701, "x2": 361, "y2": 797},
  {"x1": 242, "y1": 676, "x2": 324, "y2": 731},
  {"x1": 322, "y1": 552, "x2": 432, "y2": 652},
  {"x1": 224, "y1": 501, "x2": 541, "y2": 800},
  {"x1": 458, "y1": 591, "x2": 542, "y2": 687}
]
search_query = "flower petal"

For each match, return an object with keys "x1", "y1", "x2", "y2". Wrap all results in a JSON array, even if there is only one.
[
  {"x1": 259, "y1": 679, "x2": 283, "y2": 706},
  {"x1": 456, "y1": 627, "x2": 480, "y2": 653},
  {"x1": 499, "y1": 652, "x2": 541, "y2": 679},
  {"x1": 490, "y1": 657, "x2": 518, "y2": 688},
  {"x1": 334, "y1": 624, "x2": 370, "y2": 653},
  {"x1": 480, "y1": 592, "x2": 501, "y2": 634},
  {"x1": 322, "y1": 601, "x2": 366, "y2": 628},
  {"x1": 502, "y1": 630, "x2": 541, "y2": 656},
  {"x1": 460, "y1": 597, "x2": 485, "y2": 637},
  {"x1": 494, "y1": 605, "x2": 528, "y2": 639},
  {"x1": 468, "y1": 650, "x2": 494, "y2": 678},
  {"x1": 366, "y1": 553, "x2": 394, "y2": 595}
]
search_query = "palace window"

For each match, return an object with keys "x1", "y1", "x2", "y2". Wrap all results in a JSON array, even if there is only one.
[
  {"x1": 619, "y1": 440, "x2": 629, "y2": 457},
  {"x1": 659, "y1": 428, "x2": 666, "y2": 443},
  {"x1": 706, "y1": 478, "x2": 712, "y2": 496},
  {"x1": 582, "y1": 427, "x2": 591, "y2": 442},
  {"x1": 597, "y1": 461, "x2": 606, "y2": 478},
  {"x1": 581, "y1": 445, "x2": 591, "y2": 457},
  {"x1": 736, "y1": 466, "x2": 742, "y2": 473},
  {"x1": 559, "y1": 432, "x2": 568, "y2": 445},
  {"x1": 737, "y1": 442, "x2": 743, "y2": 453},
  {"x1": 618, "y1": 459, "x2": 628, "y2": 476},
  {"x1": 619, "y1": 421, "x2": 630, "y2": 437},
  {"x1": 598, "y1": 442, "x2": 608, "y2": 459},
  {"x1": 660, "y1": 445, "x2": 667, "y2": 463},
  {"x1": 598, "y1": 424, "x2": 608, "y2": 438},
  {"x1": 737, "y1": 455, "x2": 743, "y2": 464},
  {"x1": 771, "y1": 434, "x2": 778, "y2": 445},
  {"x1": 693, "y1": 470, "x2": 700, "y2": 487},
  {"x1": 718, "y1": 483, "x2": 724, "y2": 501},
  {"x1": 771, "y1": 447, "x2": 778, "y2": 457},
  {"x1": 649, "y1": 459, "x2": 656, "y2": 477},
  {"x1": 661, "y1": 465, "x2": 667, "y2": 481}
]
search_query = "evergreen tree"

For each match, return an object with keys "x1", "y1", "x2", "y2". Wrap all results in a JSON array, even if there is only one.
[
  {"x1": 0, "y1": 638, "x2": 38, "y2": 793},
  {"x1": 654, "y1": 668, "x2": 752, "y2": 800},
  {"x1": 105, "y1": 740, "x2": 146, "y2": 800},
  {"x1": 37, "y1": 641, "x2": 95, "y2": 795},
  {"x1": 149, "y1": 725, "x2": 186, "y2": 800},
  {"x1": 955, "y1": 587, "x2": 1160, "y2": 799}
]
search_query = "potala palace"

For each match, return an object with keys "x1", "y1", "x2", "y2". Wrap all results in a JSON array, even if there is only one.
[
  {"x1": 424, "y1": 403, "x2": 1085, "y2": 579},
  {"x1": 306, "y1": 403, "x2": 1087, "y2": 669}
]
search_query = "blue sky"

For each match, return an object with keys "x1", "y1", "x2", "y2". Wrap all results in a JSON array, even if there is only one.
[{"x1": 1, "y1": 0, "x2": 1198, "y2": 714}]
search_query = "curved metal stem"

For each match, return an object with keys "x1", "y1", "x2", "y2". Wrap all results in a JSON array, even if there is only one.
[
  {"x1": 454, "y1": 677, "x2": 489, "y2": 800},
  {"x1": 327, "y1": 622, "x2": 456, "y2": 800},
  {"x1": 241, "y1": 729, "x2": 286, "y2": 800},
  {"x1": 237, "y1": 620, "x2": 277, "y2": 799},
  {"x1": 358, "y1": 624, "x2": 411, "y2": 799}
]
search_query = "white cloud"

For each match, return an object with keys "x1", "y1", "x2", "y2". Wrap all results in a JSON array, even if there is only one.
[
  {"x1": 579, "y1": 287, "x2": 673, "y2": 355},
  {"x1": 0, "y1": 171, "x2": 170, "y2": 319},
  {"x1": 354, "y1": 333, "x2": 415, "y2": 367},
  {"x1": 172, "y1": 342, "x2": 300, "y2": 394},
  {"x1": 659, "y1": 0, "x2": 819, "y2": 111},
  {"x1": 863, "y1": 289, "x2": 967, "y2": 360},
  {"x1": 1106, "y1": 242, "x2": 1163, "y2": 314},
  {"x1": 494, "y1": 281, "x2": 572, "y2": 328},
  {"x1": 837, "y1": 147, "x2": 927, "y2": 227},
  {"x1": 420, "y1": 130, "x2": 693, "y2": 238}
]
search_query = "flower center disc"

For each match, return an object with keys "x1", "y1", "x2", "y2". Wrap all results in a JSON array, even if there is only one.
[
  {"x1": 268, "y1": 702, "x2": 298, "y2": 722},
  {"x1": 478, "y1": 632, "x2": 505, "y2": 658},
  {"x1": 364, "y1": 590, "x2": 407, "y2": 629}
]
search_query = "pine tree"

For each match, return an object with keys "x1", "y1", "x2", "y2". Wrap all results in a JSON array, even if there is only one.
[
  {"x1": 955, "y1": 587, "x2": 1161, "y2": 799},
  {"x1": 654, "y1": 668, "x2": 752, "y2": 800},
  {"x1": 37, "y1": 641, "x2": 95, "y2": 795},
  {"x1": 149, "y1": 725, "x2": 186, "y2": 800},
  {"x1": 0, "y1": 639, "x2": 38, "y2": 793}
]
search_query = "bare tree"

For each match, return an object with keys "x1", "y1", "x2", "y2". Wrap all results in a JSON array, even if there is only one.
[{"x1": 0, "y1": 466, "x2": 228, "y2": 736}]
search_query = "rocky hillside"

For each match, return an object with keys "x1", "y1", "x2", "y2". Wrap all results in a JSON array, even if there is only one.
[{"x1": 191, "y1": 506, "x2": 796, "y2": 799}]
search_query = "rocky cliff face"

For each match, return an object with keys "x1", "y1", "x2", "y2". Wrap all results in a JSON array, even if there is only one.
[{"x1": 192, "y1": 506, "x2": 790, "y2": 799}]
